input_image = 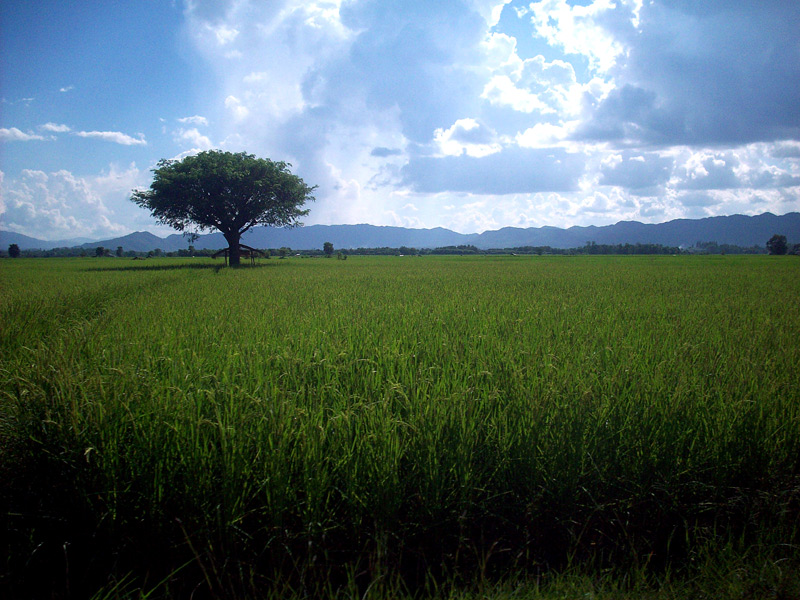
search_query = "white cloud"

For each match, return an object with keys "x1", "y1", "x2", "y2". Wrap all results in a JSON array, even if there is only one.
[
  {"x1": 0, "y1": 166, "x2": 148, "y2": 240},
  {"x1": 176, "y1": 127, "x2": 213, "y2": 151},
  {"x1": 479, "y1": 33, "x2": 601, "y2": 120},
  {"x1": 482, "y1": 75, "x2": 555, "y2": 114},
  {"x1": 528, "y1": 0, "x2": 630, "y2": 75},
  {"x1": 0, "y1": 127, "x2": 49, "y2": 142},
  {"x1": 468, "y1": 0, "x2": 513, "y2": 27},
  {"x1": 577, "y1": 3, "x2": 800, "y2": 146},
  {"x1": 385, "y1": 210, "x2": 424, "y2": 229},
  {"x1": 59, "y1": 85, "x2": 75, "y2": 93},
  {"x1": 74, "y1": 130, "x2": 147, "y2": 145},
  {"x1": 40, "y1": 122, "x2": 72, "y2": 133},
  {"x1": 177, "y1": 115, "x2": 209, "y2": 126},
  {"x1": 4, "y1": 97, "x2": 35, "y2": 106},
  {"x1": 516, "y1": 123, "x2": 571, "y2": 148},
  {"x1": 770, "y1": 141, "x2": 800, "y2": 159},
  {"x1": 224, "y1": 95, "x2": 250, "y2": 120},
  {"x1": 208, "y1": 23, "x2": 239, "y2": 45},
  {"x1": 168, "y1": 0, "x2": 800, "y2": 235},
  {"x1": 434, "y1": 118, "x2": 502, "y2": 157},
  {"x1": 242, "y1": 71, "x2": 267, "y2": 84}
]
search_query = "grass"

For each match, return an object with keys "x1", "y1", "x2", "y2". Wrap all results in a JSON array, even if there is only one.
[{"x1": 1, "y1": 255, "x2": 799, "y2": 598}]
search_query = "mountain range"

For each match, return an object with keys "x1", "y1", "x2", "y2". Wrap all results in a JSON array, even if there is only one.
[{"x1": 3, "y1": 212, "x2": 799, "y2": 252}]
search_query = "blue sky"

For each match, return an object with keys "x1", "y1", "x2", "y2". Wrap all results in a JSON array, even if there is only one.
[{"x1": 2, "y1": 0, "x2": 799, "y2": 241}]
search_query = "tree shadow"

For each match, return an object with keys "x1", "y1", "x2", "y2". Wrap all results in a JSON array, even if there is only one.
[{"x1": 82, "y1": 261, "x2": 278, "y2": 273}]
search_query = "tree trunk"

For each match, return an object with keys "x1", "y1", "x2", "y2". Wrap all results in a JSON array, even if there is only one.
[{"x1": 225, "y1": 232, "x2": 241, "y2": 267}]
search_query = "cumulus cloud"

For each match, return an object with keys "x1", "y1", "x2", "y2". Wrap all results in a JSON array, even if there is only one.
[
  {"x1": 576, "y1": 2, "x2": 800, "y2": 146},
  {"x1": 74, "y1": 130, "x2": 147, "y2": 145},
  {"x1": 208, "y1": 23, "x2": 239, "y2": 45},
  {"x1": 40, "y1": 122, "x2": 72, "y2": 133},
  {"x1": 0, "y1": 127, "x2": 50, "y2": 142},
  {"x1": 770, "y1": 141, "x2": 800, "y2": 159},
  {"x1": 527, "y1": 0, "x2": 632, "y2": 74},
  {"x1": 0, "y1": 165, "x2": 149, "y2": 240},
  {"x1": 600, "y1": 152, "x2": 673, "y2": 190},
  {"x1": 176, "y1": 127, "x2": 213, "y2": 151},
  {"x1": 224, "y1": 95, "x2": 249, "y2": 120},
  {"x1": 434, "y1": 118, "x2": 502, "y2": 157},
  {"x1": 144, "y1": 0, "x2": 800, "y2": 232},
  {"x1": 516, "y1": 123, "x2": 571, "y2": 148},
  {"x1": 177, "y1": 115, "x2": 209, "y2": 126},
  {"x1": 676, "y1": 152, "x2": 740, "y2": 190}
]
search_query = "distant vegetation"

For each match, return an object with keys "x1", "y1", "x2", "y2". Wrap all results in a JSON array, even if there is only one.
[
  {"x1": 2, "y1": 255, "x2": 798, "y2": 598},
  {"x1": 6, "y1": 239, "x2": 786, "y2": 258}
]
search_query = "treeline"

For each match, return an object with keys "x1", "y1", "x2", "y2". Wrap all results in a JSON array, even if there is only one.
[
  {"x1": 690, "y1": 240, "x2": 766, "y2": 255},
  {"x1": 3, "y1": 241, "x2": 782, "y2": 258}
]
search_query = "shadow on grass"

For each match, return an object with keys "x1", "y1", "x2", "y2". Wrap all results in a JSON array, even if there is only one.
[{"x1": 82, "y1": 261, "x2": 278, "y2": 273}]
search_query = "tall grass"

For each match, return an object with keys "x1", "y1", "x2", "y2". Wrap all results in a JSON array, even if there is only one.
[{"x1": 2, "y1": 255, "x2": 799, "y2": 598}]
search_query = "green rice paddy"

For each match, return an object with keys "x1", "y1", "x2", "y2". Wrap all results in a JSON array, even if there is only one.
[{"x1": 1, "y1": 255, "x2": 799, "y2": 598}]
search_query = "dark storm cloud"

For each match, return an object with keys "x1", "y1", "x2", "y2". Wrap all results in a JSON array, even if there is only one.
[{"x1": 576, "y1": 1, "x2": 800, "y2": 146}]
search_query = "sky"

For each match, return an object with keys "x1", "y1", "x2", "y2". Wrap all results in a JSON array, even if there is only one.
[{"x1": 1, "y1": 0, "x2": 799, "y2": 241}]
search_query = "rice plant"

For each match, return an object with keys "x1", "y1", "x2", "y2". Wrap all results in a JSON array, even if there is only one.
[{"x1": 1, "y1": 255, "x2": 798, "y2": 598}]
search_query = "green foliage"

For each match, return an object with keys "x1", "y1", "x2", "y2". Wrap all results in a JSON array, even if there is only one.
[
  {"x1": 130, "y1": 150, "x2": 315, "y2": 266},
  {"x1": 323, "y1": 241, "x2": 334, "y2": 257},
  {"x1": 8, "y1": 243, "x2": 20, "y2": 258},
  {"x1": 1, "y1": 256, "x2": 799, "y2": 598},
  {"x1": 767, "y1": 233, "x2": 788, "y2": 255}
]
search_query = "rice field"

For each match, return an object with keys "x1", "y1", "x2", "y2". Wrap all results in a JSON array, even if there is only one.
[{"x1": 1, "y1": 255, "x2": 799, "y2": 598}]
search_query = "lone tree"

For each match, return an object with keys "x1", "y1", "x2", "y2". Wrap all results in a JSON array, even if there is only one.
[
  {"x1": 323, "y1": 241, "x2": 334, "y2": 257},
  {"x1": 131, "y1": 150, "x2": 315, "y2": 267},
  {"x1": 8, "y1": 243, "x2": 20, "y2": 258},
  {"x1": 767, "y1": 234, "x2": 788, "y2": 255}
]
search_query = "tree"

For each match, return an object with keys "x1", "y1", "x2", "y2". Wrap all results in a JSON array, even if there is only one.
[
  {"x1": 767, "y1": 234, "x2": 788, "y2": 255},
  {"x1": 131, "y1": 150, "x2": 315, "y2": 267},
  {"x1": 95, "y1": 246, "x2": 105, "y2": 257},
  {"x1": 323, "y1": 241, "x2": 334, "y2": 257},
  {"x1": 116, "y1": 246, "x2": 124, "y2": 257},
  {"x1": 8, "y1": 243, "x2": 20, "y2": 258}
]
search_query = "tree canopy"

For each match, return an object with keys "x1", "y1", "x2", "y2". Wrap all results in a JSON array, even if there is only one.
[
  {"x1": 767, "y1": 234, "x2": 788, "y2": 255},
  {"x1": 131, "y1": 150, "x2": 315, "y2": 266}
]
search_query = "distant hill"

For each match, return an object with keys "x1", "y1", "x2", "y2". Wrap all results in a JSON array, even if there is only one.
[
  {"x1": 4, "y1": 212, "x2": 799, "y2": 252},
  {"x1": 78, "y1": 231, "x2": 179, "y2": 253},
  {"x1": 0, "y1": 230, "x2": 93, "y2": 250},
  {"x1": 471, "y1": 212, "x2": 800, "y2": 249}
]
